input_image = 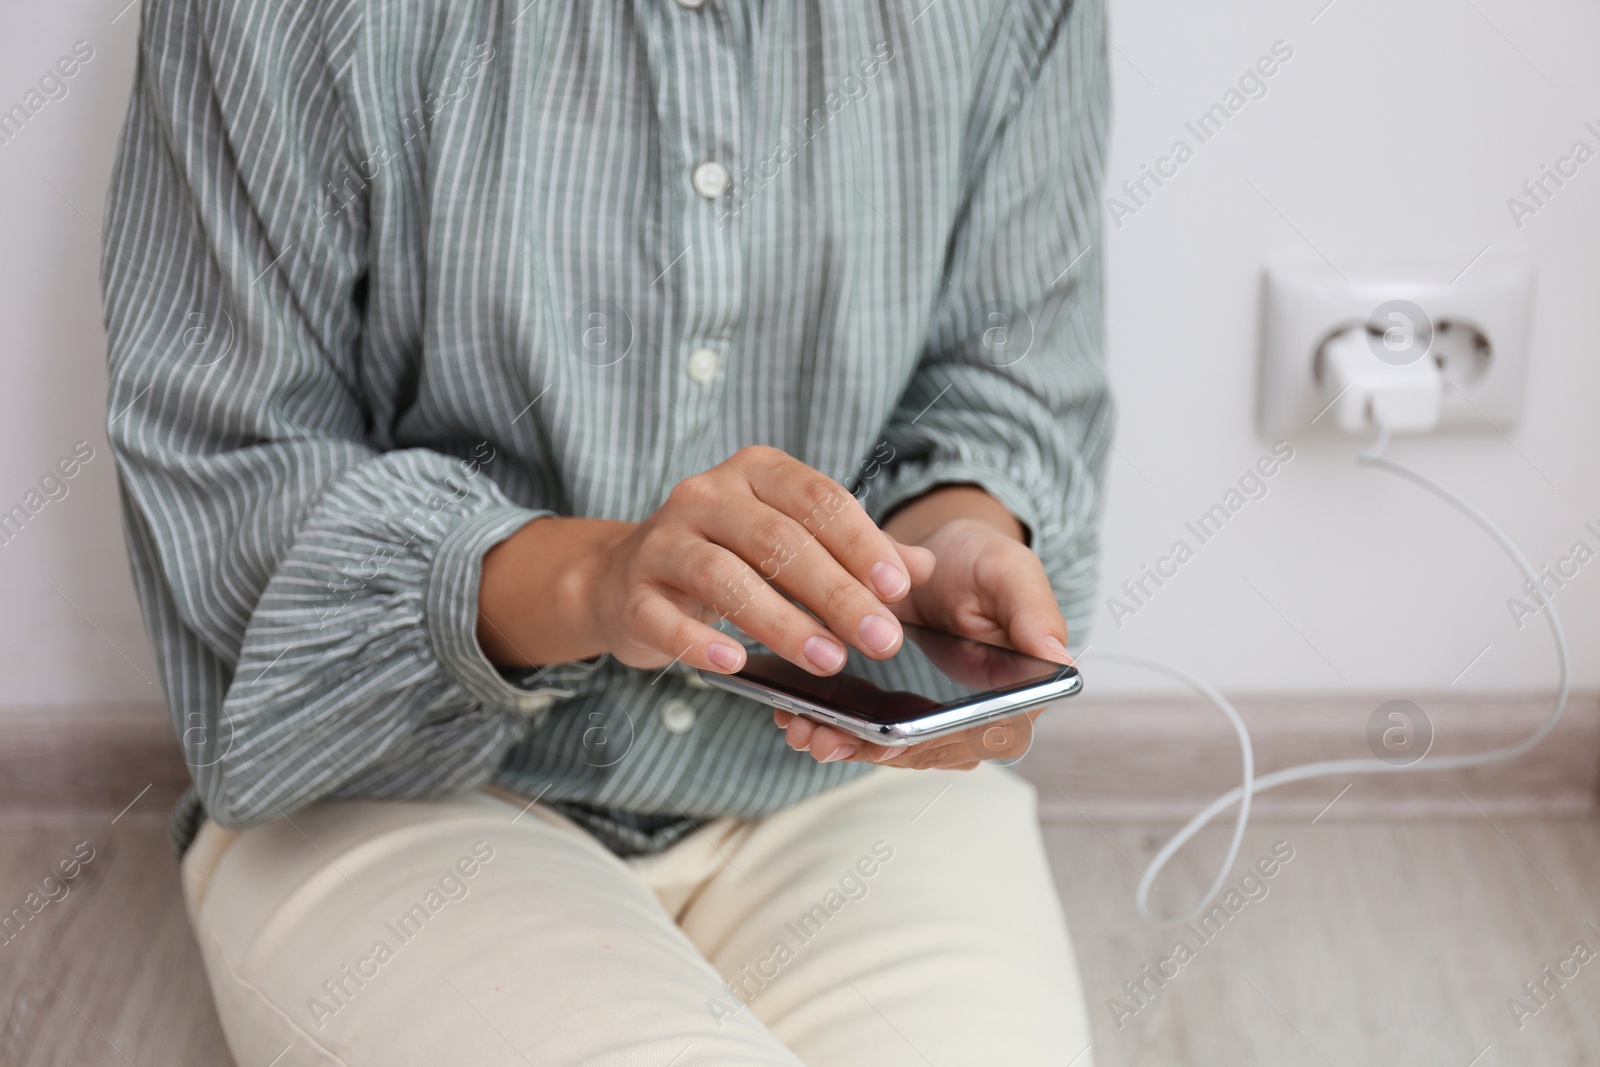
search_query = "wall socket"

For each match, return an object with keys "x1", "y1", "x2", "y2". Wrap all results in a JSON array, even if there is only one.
[{"x1": 1257, "y1": 256, "x2": 1535, "y2": 435}]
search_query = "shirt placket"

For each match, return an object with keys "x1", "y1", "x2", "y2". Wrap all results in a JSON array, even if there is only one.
[{"x1": 659, "y1": 0, "x2": 747, "y2": 484}]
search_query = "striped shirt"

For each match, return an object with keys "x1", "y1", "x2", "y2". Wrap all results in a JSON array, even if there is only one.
[{"x1": 101, "y1": 0, "x2": 1112, "y2": 857}]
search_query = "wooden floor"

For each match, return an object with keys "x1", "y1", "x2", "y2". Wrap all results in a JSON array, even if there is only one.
[
  {"x1": 0, "y1": 815, "x2": 232, "y2": 1066},
  {"x1": 2, "y1": 807, "x2": 1598, "y2": 1066},
  {"x1": 1045, "y1": 811, "x2": 1600, "y2": 1067}
]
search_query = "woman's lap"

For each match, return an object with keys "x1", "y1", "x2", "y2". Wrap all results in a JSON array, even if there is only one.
[{"x1": 182, "y1": 764, "x2": 1092, "y2": 1066}]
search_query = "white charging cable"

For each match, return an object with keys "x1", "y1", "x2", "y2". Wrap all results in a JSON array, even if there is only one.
[{"x1": 1091, "y1": 422, "x2": 1571, "y2": 927}]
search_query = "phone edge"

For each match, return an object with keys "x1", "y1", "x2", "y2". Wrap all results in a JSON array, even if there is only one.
[{"x1": 693, "y1": 666, "x2": 1083, "y2": 747}]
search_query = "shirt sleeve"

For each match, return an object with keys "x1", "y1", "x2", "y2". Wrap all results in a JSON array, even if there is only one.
[
  {"x1": 102, "y1": 0, "x2": 591, "y2": 830},
  {"x1": 862, "y1": 0, "x2": 1113, "y2": 636}
]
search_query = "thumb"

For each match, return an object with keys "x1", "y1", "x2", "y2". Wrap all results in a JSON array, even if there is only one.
[
  {"x1": 995, "y1": 580, "x2": 1071, "y2": 664},
  {"x1": 888, "y1": 535, "x2": 936, "y2": 587},
  {"x1": 1010, "y1": 613, "x2": 1072, "y2": 664}
]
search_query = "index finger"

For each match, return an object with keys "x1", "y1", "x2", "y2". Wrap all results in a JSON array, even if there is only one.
[{"x1": 735, "y1": 446, "x2": 916, "y2": 606}]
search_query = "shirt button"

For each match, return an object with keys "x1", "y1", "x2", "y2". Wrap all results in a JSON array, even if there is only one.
[
  {"x1": 692, "y1": 161, "x2": 731, "y2": 200},
  {"x1": 676, "y1": 0, "x2": 706, "y2": 7},
  {"x1": 660, "y1": 699, "x2": 697, "y2": 734},
  {"x1": 515, "y1": 692, "x2": 555, "y2": 716},
  {"x1": 686, "y1": 347, "x2": 720, "y2": 383}
]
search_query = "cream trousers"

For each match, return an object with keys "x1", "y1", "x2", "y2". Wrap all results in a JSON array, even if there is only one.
[{"x1": 181, "y1": 763, "x2": 1093, "y2": 1066}]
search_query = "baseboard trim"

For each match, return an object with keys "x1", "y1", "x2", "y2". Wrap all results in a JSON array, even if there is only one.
[
  {"x1": 3, "y1": 693, "x2": 1595, "y2": 823},
  {"x1": 1018, "y1": 690, "x2": 1600, "y2": 821},
  {"x1": 1, "y1": 704, "x2": 191, "y2": 824}
]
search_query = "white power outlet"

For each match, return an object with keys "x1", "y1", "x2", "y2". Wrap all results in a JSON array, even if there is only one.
[{"x1": 1257, "y1": 256, "x2": 1535, "y2": 435}]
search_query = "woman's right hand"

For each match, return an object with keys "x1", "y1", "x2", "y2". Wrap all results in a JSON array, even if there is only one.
[{"x1": 477, "y1": 446, "x2": 935, "y2": 677}]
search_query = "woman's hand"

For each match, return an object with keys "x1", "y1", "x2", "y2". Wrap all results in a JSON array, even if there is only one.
[
  {"x1": 477, "y1": 446, "x2": 935, "y2": 676},
  {"x1": 772, "y1": 485, "x2": 1072, "y2": 768}
]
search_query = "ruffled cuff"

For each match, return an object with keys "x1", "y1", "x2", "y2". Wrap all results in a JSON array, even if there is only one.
[
  {"x1": 862, "y1": 457, "x2": 1047, "y2": 551},
  {"x1": 211, "y1": 450, "x2": 608, "y2": 826}
]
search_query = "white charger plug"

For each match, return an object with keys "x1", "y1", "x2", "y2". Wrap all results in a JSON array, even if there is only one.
[{"x1": 1318, "y1": 325, "x2": 1442, "y2": 433}]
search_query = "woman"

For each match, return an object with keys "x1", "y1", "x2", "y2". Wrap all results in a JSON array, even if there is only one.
[{"x1": 102, "y1": 0, "x2": 1110, "y2": 1062}]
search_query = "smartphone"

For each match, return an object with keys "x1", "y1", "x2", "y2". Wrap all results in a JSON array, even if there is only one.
[{"x1": 694, "y1": 622, "x2": 1082, "y2": 746}]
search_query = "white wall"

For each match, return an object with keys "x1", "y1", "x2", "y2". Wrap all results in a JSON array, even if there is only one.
[
  {"x1": 1, "y1": 5, "x2": 149, "y2": 705},
  {"x1": 1089, "y1": 0, "x2": 1599, "y2": 692},
  {"x1": 1, "y1": 0, "x2": 1594, "y2": 706}
]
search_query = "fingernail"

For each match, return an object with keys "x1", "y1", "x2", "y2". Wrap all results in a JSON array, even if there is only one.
[
  {"x1": 707, "y1": 641, "x2": 744, "y2": 671},
  {"x1": 1043, "y1": 634, "x2": 1069, "y2": 657},
  {"x1": 820, "y1": 744, "x2": 857, "y2": 763},
  {"x1": 803, "y1": 635, "x2": 847, "y2": 672},
  {"x1": 858, "y1": 614, "x2": 901, "y2": 654},
  {"x1": 869, "y1": 560, "x2": 909, "y2": 599}
]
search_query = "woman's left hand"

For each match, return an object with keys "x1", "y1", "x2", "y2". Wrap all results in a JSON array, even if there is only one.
[{"x1": 773, "y1": 495, "x2": 1072, "y2": 769}]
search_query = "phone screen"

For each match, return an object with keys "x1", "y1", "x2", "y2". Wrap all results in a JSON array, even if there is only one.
[{"x1": 731, "y1": 623, "x2": 1077, "y2": 725}]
